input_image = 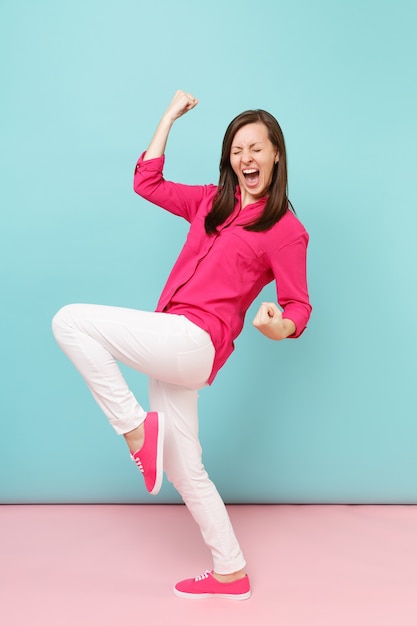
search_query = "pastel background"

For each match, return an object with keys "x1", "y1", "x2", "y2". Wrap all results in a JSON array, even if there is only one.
[{"x1": 1, "y1": 0, "x2": 416, "y2": 504}]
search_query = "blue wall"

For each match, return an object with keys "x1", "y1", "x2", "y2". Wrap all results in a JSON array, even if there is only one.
[{"x1": 1, "y1": 0, "x2": 416, "y2": 503}]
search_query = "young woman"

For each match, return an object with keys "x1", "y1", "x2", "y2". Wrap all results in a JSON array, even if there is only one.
[{"x1": 52, "y1": 90, "x2": 311, "y2": 600}]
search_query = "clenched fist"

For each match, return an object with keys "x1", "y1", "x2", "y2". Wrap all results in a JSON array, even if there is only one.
[
  {"x1": 163, "y1": 90, "x2": 199, "y2": 123},
  {"x1": 252, "y1": 302, "x2": 296, "y2": 340}
]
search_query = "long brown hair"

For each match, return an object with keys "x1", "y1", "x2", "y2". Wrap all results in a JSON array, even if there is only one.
[{"x1": 205, "y1": 109, "x2": 291, "y2": 234}]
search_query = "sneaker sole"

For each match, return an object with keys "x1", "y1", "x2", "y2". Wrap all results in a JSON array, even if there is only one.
[
  {"x1": 149, "y1": 411, "x2": 165, "y2": 496},
  {"x1": 173, "y1": 588, "x2": 251, "y2": 600}
]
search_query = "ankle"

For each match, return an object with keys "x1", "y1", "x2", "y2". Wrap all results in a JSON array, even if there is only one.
[
  {"x1": 124, "y1": 422, "x2": 145, "y2": 453},
  {"x1": 212, "y1": 569, "x2": 246, "y2": 583}
]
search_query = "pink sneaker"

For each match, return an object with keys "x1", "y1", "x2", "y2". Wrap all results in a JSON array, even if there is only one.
[
  {"x1": 173, "y1": 570, "x2": 251, "y2": 600},
  {"x1": 130, "y1": 412, "x2": 164, "y2": 495}
]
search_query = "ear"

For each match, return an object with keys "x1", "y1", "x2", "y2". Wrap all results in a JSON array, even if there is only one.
[{"x1": 274, "y1": 152, "x2": 279, "y2": 164}]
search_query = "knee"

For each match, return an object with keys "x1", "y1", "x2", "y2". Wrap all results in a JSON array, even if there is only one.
[
  {"x1": 51, "y1": 303, "x2": 79, "y2": 340},
  {"x1": 166, "y1": 462, "x2": 210, "y2": 498}
]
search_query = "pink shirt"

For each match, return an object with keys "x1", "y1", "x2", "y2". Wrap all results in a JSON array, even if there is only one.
[{"x1": 134, "y1": 153, "x2": 312, "y2": 384}]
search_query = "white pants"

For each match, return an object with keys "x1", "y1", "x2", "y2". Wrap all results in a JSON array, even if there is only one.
[{"x1": 52, "y1": 303, "x2": 246, "y2": 574}]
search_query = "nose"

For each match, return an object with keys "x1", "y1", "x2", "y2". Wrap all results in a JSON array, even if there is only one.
[{"x1": 242, "y1": 150, "x2": 253, "y2": 163}]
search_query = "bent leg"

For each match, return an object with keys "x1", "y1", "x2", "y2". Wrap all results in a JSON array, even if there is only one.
[{"x1": 52, "y1": 303, "x2": 214, "y2": 435}]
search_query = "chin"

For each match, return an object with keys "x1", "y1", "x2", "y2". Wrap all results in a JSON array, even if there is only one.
[{"x1": 248, "y1": 186, "x2": 265, "y2": 198}]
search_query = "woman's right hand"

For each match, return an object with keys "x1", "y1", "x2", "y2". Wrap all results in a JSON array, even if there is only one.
[{"x1": 163, "y1": 90, "x2": 199, "y2": 123}]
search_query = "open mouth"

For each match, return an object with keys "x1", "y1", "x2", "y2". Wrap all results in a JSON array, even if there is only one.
[{"x1": 243, "y1": 168, "x2": 260, "y2": 185}]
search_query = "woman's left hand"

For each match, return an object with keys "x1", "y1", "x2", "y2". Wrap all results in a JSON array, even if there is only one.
[{"x1": 252, "y1": 302, "x2": 296, "y2": 340}]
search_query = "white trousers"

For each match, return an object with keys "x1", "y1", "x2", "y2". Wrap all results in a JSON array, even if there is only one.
[{"x1": 52, "y1": 303, "x2": 246, "y2": 574}]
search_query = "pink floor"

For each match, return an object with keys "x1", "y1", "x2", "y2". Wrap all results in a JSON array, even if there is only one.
[{"x1": 1, "y1": 504, "x2": 417, "y2": 625}]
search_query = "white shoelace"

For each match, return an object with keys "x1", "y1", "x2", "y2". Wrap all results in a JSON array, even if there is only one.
[
  {"x1": 131, "y1": 453, "x2": 144, "y2": 474},
  {"x1": 194, "y1": 570, "x2": 211, "y2": 582}
]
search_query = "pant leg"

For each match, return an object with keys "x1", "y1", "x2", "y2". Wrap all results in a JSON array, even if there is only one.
[
  {"x1": 52, "y1": 303, "x2": 214, "y2": 434},
  {"x1": 149, "y1": 378, "x2": 246, "y2": 574}
]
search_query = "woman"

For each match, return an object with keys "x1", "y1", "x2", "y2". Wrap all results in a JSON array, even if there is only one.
[{"x1": 52, "y1": 90, "x2": 311, "y2": 600}]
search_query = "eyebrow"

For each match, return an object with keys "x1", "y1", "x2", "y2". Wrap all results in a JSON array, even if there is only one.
[{"x1": 231, "y1": 141, "x2": 263, "y2": 149}]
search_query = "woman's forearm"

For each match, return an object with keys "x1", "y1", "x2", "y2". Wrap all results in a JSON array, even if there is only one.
[
  {"x1": 143, "y1": 115, "x2": 175, "y2": 161},
  {"x1": 143, "y1": 90, "x2": 198, "y2": 162}
]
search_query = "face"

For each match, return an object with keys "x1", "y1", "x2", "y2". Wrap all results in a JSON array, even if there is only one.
[{"x1": 230, "y1": 122, "x2": 279, "y2": 205}]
